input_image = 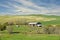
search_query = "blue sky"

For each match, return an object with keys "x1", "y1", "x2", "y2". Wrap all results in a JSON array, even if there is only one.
[{"x1": 0, "y1": 0, "x2": 60, "y2": 15}]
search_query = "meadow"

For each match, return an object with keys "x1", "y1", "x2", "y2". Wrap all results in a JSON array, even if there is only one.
[{"x1": 0, "y1": 15, "x2": 60, "y2": 40}]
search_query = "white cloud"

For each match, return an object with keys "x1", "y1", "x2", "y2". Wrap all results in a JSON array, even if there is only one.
[
  {"x1": 14, "y1": 0, "x2": 60, "y2": 14},
  {"x1": 14, "y1": 0, "x2": 50, "y2": 14},
  {"x1": 0, "y1": 0, "x2": 60, "y2": 15},
  {"x1": 15, "y1": 0, "x2": 47, "y2": 10},
  {"x1": 3, "y1": 1, "x2": 42, "y2": 14}
]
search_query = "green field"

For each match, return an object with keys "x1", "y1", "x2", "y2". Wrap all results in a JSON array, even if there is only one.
[
  {"x1": 0, "y1": 15, "x2": 60, "y2": 40},
  {"x1": 0, "y1": 34, "x2": 60, "y2": 40},
  {"x1": 0, "y1": 15, "x2": 60, "y2": 25}
]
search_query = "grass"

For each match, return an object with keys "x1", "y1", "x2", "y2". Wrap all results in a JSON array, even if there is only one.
[
  {"x1": 0, "y1": 25, "x2": 60, "y2": 40},
  {"x1": 0, "y1": 15, "x2": 60, "y2": 40},
  {"x1": 0, "y1": 15, "x2": 59, "y2": 24},
  {"x1": 0, "y1": 34, "x2": 60, "y2": 40}
]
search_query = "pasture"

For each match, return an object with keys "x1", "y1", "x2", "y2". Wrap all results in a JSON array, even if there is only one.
[{"x1": 0, "y1": 15, "x2": 60, "y2": 40}]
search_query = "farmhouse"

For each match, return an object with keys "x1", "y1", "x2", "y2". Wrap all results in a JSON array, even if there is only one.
[{"x1": 28, "y1": 22, "x2": 42, "y2": 27}]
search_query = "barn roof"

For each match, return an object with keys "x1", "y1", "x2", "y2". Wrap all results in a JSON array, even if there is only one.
[
  {"x1": 28, "y1": 22, "x2": 37, "y2": 24},
  {"x1": 28, "y1": 22, "x2": 41, "y2": 24}
]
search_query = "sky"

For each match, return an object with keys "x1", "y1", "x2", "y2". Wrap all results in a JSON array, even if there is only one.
[{"x1": 0, "y1": 0, "x2": 60, "y2": 15}]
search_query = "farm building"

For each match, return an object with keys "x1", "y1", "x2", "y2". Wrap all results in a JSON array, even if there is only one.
[{"x1": 28, "y1": 22, "x2": 42, "y2": 27}]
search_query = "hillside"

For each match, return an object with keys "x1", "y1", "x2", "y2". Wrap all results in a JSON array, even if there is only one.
[
  {"x1": 0, "y1": 15, "x2": 60, "y2": 26},
  {"x1": 0, "y1": 15, "x2": 60, "y2": 40}
]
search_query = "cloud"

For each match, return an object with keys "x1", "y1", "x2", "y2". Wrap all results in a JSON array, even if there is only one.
[
  {"x1": 6, "y1": 1, "x2": 40, "y2": 13},
  {"x1": 13, "y1": 0, "x2": 50, "y2": 14},
  {"x1": 0, "y1": 0, "x2": 60, "y2": 15},
  {"x1": 14, "y1": 0, "x2": 47, "y2": 10},
  {"x1": 12, "y1": 0, "x2": 60, "y2": 14}
]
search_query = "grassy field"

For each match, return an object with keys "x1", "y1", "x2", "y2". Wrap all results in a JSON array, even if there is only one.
[
  {"x1": 0, "y1": 15, "x2": 60, "y2": 40},
  {"x1": 0, "y1": 15, "x2": 60, "y2": 25},
  {"x1": 0, "y1": 34, "x2": 60, "y2": 40}
]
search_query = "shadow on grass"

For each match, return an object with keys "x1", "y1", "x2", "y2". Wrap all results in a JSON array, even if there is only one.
[{"x1": 11, "y1": 32, "x2": 20, "y2": 34}]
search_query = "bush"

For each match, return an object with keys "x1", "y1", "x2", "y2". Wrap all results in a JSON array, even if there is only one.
[
  {"x1": 15, "y1": 20, "x2": 28, "y2": 25},
  {"x1": 44, "y1": 25, "x2": 56, "y2": 34},
  {"x1": 54, "y1": 26, "x2": 60, "y2": 34},
  {"x1": 44, "y1": 25, "x2": 60, "y2": 34},
  {"x1": 6, "y1": 26, "x2": 13, "y2": 34},
  {"x1": 0, "y1": 24, "x2": 3, "y2": 31},
  {"x1": 36, "y1": 27, "x2": 45, "y2": 34},
  {"x1": 0, "y1": 23, "x2": 7, "y2": 31}
]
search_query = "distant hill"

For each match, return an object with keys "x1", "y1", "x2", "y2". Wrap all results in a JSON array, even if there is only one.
[{"x1": 0, "y1": 14, "x2": 60, "y2": 26}]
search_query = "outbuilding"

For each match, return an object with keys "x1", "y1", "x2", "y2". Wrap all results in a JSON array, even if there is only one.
[{"x1": 28, "y1": 22, "x2": 42, "y2": 27}]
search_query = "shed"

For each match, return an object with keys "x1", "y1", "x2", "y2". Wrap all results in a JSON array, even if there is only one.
[{"x1": 28, "y1": 22, "x2": 42, "y2": 27}]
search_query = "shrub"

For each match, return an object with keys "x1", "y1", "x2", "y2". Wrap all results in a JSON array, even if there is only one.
[
  {"x1": 15, "y1": 20, "x2": 28, "y2": 25},
  {"x1": 36, "y1": 27, "x2": 45, "y2": 34},
  {"x1": 54, "y1": 26, "x2": 60, "y2": 34},
  {"x1": 44, "y1": 25, "x2": 56, "y2": 34},
  {"x1": 0, "y1": 23, "x2": 7, "y2": 31},
  {"x1": 0, "y1": 24, "x2": 3, "y2": 31},
  {"x1": 6, "y1": 26, "x2": 13, "y2": 34}
]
